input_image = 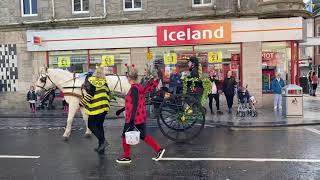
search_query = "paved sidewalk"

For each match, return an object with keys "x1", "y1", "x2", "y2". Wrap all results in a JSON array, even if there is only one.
[
  {"x1": 207, "y1": 95, "x2": 320, "y2": 127},
  {"x1": 0, "y1": 95, "x2": 320, "y2": 127}
]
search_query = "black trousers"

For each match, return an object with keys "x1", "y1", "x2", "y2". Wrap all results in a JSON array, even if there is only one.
[
  {"x1": 208, "y1": 94, "x2": 220, "y2": 112},
  {"x1": 29, "y1": 103, "x2": 35, "y2": 109},
  {"x1": 88, "y1": 112, "x2": 107, "y2": 145},
  {"x1": 225, "y1": 94, "x2": 234, "y2": 109}
]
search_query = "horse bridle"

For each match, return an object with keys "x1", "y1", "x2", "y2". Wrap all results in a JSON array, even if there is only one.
[{"x1": 36, "y1": 74, "x2": 57, "y2": 92}]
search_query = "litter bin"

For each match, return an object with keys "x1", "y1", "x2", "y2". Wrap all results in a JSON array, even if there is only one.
[{"x1": 282, "y1": 84, "x2": 303, "y2": 117}]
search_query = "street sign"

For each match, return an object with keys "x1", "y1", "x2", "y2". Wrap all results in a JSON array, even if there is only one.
[
  {"x1": 102, "y1": 55, "x2": 115, "y2": 67},
  {"x1": 208, "y1": 51, "x2": 222, "y2": 63},
  {"x1": 164, "y1": 53, "x2": 177, "y2": 65},
  {"x1": 58, "y1": 56, "x2": 71, "y2": 68}
]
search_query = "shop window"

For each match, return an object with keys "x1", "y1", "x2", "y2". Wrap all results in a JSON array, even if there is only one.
[
  {"x1": 123, "y1": 0, "x2": 142, "y2": 11},
  {"x1": 194, "y1": 44, "x2": 241, "y2": 82},
  {"x1": 21, "y1": 0, "x2": 37, "y2": 16},
  {"x1": 73, "y1": 0, "x2": 89, "y2": 13},
  {"x1": 149, "y1": 46, "x2": 193, "y2": 83},
  {"x1": 49, "y1": 50, "x2": 88, "y2": 73},
  {"x1": 192, "y1": 0, "x2": 213, "y2": 7},
  {"x1": 262, "y1": 42, "x2": 291, "y2": 94},
  {"x1": 89, "y1": 49, "x2": 130, "y2": 75}
]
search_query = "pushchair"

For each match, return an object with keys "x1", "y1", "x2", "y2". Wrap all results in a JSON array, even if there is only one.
[{"x1": 236, "y1": 86, "x2": 257, "y2": 117}]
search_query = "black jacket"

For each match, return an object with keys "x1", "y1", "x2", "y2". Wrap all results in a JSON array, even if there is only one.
[
  {"x1": 27, "y1": 91, "x2": 37, "y2": 101},
  {"x1": 223, "y1": 77, "x2": 237, "y2": 96}
]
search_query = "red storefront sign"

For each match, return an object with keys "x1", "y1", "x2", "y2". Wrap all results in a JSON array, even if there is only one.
[
  {"x1": 33, "y1": 36, "x2": 42, "y2": 45},
  {"x1": 157, "y1": 22, "x2": 231, "y2": 46},
  {"x1": 262, "y1": 52, "x2": 279, "y2": 66}
]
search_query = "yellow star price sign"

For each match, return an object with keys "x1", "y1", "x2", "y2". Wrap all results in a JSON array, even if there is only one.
[
  {"x1": 102, "y1": 55, "x2": 115, "y2": 67},
  {"x1": 163, "y1": 53, "x2": 177, "y2": 65},
  {"x1": 208, "y1": 52, "x2": 222, "y2": 63},
  {"x1": 58, "y1": 56, "x2": 71, "y2": 68},
  {"x1": 147, "y1": 52, "x2": 153, "y2": 61}
]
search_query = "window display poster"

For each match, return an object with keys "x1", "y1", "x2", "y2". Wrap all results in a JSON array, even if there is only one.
[{"x1": 262, "y1": 69, "x2": 275, "y2": 93}]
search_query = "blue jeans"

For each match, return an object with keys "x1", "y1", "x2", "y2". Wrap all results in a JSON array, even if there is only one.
[{"x1": 274, "y1": 94, "x2": 282, "y2": 109}]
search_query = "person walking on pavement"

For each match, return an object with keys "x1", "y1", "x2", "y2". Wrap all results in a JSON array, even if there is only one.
[
  {"x1": 308, "y1": 71, "x2": 313, "y2": 95},
  {"x1": 169, "y1": 69, "x2": 182, "y2": 95},
  {"x1": 223, "y1": 71, "x2": 237, "y2": 114},
  {"x1": 311, "y1": 71, "x2": 318, "y2": 96},
  {"x1": 208, "y1": 70, "x2": 223, "y2": 115},
  {"x1": 27, "y1": 85, "x2": 37, "y2": 113},
  {"x1": 116, "y1": 68, "x2": 165, "y2": 164},
  {"x1": 271, "y1": 72, "x2": 285, "y2": 110},
  {"x1": 80, "y1": 67, "x2": 111, "y2": 155}
]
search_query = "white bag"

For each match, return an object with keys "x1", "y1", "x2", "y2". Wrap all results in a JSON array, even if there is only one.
[{"x1": 125, "y1": 127, "x2": 140, "y2": 145}]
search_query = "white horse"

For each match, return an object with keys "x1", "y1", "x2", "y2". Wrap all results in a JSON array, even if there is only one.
[{"x1": 35, "y1": 68, "x2": 130, "y2": 140}]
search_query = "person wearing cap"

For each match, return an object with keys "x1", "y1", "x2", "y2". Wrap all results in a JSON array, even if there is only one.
[
  {"x1": 80, "y1": 67, "x2": 110, "y2": 154},
  {"x1": 116, "y1": 68, "x2": 165, "y2": 164},
  {"x1": 187, "y1": 56, "x2": 203, "y2": 97}
]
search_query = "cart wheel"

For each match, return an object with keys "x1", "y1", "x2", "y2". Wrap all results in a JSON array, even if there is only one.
[{"x1": 157, "y1": 94, "x2": 205, "y2": 142}]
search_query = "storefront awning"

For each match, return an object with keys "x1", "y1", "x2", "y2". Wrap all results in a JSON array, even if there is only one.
[{"x1": 299, "y1": 37, "x2": 320, "y2": 47}]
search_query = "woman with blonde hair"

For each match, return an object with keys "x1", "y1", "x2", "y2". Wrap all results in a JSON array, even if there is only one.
[{"x1": 80, "y1": 67, "x2": 111, "y2": 154}]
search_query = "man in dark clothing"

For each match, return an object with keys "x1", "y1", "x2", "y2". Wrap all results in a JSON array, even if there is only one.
[
  {"x1": 208, "y1": 70, "x2": 223, "y2": 115},
  {"x1": 223, "y1": 71, "x2": 237, "y2": 114},
  {"x1": 187, "y1": 56, "x2": 203, "y2": 100}
]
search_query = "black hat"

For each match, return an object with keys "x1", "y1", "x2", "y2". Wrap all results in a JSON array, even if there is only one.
[{"x1": 188, "y1": 56, "x2": 199, "y2": 66}]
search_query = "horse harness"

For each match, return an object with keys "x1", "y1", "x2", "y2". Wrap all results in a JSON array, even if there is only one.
[{"x1": 37, "y1": 73, "x2": 85, "y2": 99}]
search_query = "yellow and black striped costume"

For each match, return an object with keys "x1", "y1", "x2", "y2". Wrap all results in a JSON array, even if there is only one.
[{"x1": 80, "y1": 76, "x2": 110, "y2": 115}]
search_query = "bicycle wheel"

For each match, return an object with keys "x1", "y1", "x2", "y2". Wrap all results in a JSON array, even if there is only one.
[{"x1": 157, "y1": 94, "x2": 205, "y2": 142}]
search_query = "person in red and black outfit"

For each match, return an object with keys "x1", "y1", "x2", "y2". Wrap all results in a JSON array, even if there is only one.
[{"x1": 116, "y1": 68, "x2": 165, "y2": 164}]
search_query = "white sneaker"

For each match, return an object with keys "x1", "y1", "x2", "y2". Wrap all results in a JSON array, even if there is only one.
[{"x1": 274, "y1": 106, "x2": 277, "y2": 110}]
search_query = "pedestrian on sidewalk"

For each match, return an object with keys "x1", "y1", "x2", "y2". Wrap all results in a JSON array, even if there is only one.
[
  {"x1": 60, "y1": 90, "x2": 68, "y2": 112},
  {"x1": 208, "y1": 70, "x2": 223, "y2": 115},
  {"x1": 80, "y1": 67, "x2": 110, "y2": 155},
  {"x1": 308, "y1": 71, "x2": 313, "y2": 95},
  {"x1": 271, "y1": 72, "x2": 285, "y2": 110},
  {"x1": 311, "y1": 71, "x2": 318, "y2": 96},
  {"x1": 27, "y1": 85, "x2": 37, "y2": 113},
  {"x1": 223, "y1": 71, "x2": 237, "y2": 114},
  {"x1": 116, "y1": 68, "x2": 165, "y2": 164}
]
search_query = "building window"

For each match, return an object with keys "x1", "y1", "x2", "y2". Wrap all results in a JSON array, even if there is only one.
[
  {"x1": 72, "y1": 0, "x2": 89, "y2": 14},
  {"x1": 21, "y1": 0, "x2": 37, "y2": 16},
  {"x1": 123, "y1": 0, "x2": 142, "y2": 11},
  {"x1": 317, "y1": 25, "x2": 320, "y2": 37},
  {"x1": 317, "y1": 46, "x2": 320, "y2": 55},
  {"x1": 192, "y1": 0, "x2": 213, "y2": 7}
]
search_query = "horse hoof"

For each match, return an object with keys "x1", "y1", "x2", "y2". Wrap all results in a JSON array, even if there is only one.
[
  {"x1": 62, "y1": 136, "x2": 69, "y2": 141},
  {"x1": 84, "y1": 133, "x2": 91, "y2": 138}
]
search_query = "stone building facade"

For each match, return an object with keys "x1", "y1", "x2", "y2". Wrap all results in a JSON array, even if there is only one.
[{"x1": 0, "y1": 0, "x2": 310, "y2": 109}]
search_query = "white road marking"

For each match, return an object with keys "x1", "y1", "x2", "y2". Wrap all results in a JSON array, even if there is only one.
[
  {"x1": 158, "y1": 157, "x2": 320, "y2": 163},
  {"x1": 0, "y1": 155, "x2": 40, "y2": 159},
  {"x1": 304, "y1": 127, "x2": 320, "y2": 135}
]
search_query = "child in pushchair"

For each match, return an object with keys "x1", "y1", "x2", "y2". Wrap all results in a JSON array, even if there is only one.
[{"x1": 237, "y1": 86, "x2": 257, "y2": 117}]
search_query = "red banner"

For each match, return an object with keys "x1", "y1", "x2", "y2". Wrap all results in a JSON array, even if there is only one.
[{"x1": 157, "y1": 22, "x2": 231, "y2": 46}]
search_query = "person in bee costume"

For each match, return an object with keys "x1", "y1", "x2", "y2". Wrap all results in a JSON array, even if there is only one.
[{"x1": 80, "y1": 66, "x2": 110, "y2": 154}]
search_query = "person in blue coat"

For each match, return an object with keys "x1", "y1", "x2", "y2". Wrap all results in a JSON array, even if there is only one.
[{"x1": 271, "y1": 72, "x2": 285, "y2": 110}]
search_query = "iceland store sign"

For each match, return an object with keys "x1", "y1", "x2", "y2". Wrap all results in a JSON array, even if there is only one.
[{"x1": 157, "y1": 22, "x2": 231, "y2": 46}]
